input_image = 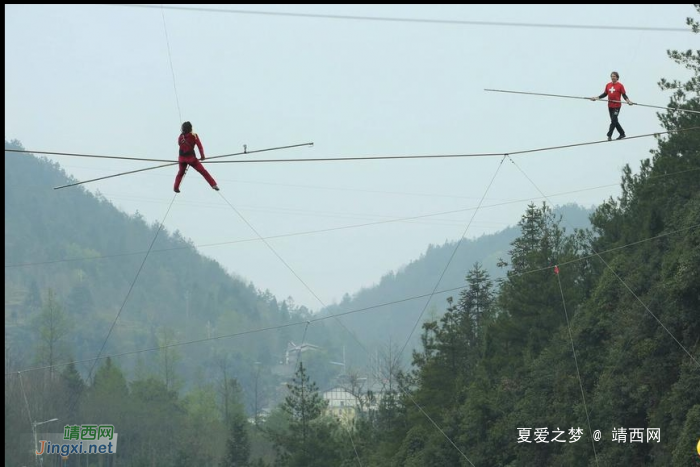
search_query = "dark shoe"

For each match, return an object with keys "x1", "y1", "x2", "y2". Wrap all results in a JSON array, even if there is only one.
[
  {"x1": 607, "y1": 136, "x2": 612, "y2": 141},
  {"x1": 212, "y1": 185, "x2": 220, "y2": 191},
  {"x1": 174, "y1": 188, "x2": 180, "y2": 193},
  {"x1": 616, "y1": 134, "x2": 626, "y2": 140}
]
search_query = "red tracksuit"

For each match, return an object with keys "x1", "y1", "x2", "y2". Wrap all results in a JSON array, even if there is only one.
[{"x1": 173, "y1": 132, "x2": 217, "y2": 191}]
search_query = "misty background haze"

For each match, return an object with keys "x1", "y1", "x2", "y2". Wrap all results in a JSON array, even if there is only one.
[{"x1": 6, "y1": 4, "x2": 697, "y2": 309}]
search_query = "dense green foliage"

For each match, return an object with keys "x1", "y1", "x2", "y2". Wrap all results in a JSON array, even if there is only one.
[
  {"x1": 3, "y1": 141, "x2": 316, "y2": 465},
  {"x1": 319, "y1": 202, "x2": 593, "y2": 370},
  {"x1": 353, "y1": 9, "x2": 700, "y2": 466},
  {"x1": 5, "y1": 6, "x2": 699, "y2": 466}
]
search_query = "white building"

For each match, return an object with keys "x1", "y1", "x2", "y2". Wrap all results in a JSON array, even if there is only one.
[{"x1": 322, "y1": 387, "x2": 359, "y2": 423}]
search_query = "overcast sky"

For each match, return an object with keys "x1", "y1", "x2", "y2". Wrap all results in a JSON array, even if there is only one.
[{"x1": 5, "y1": 4, "x2": 698, "y2": 311}]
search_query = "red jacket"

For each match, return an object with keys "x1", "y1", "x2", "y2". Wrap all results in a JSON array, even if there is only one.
[{"x1": 178, "y1": 132, "x2": 205, "y2": 158}]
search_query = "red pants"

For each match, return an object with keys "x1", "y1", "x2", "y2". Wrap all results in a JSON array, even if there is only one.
[{"x1": 173, "y1": 155, "x2": 217, "y2": 191}]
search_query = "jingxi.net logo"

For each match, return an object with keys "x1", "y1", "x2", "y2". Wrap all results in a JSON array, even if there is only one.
[{"x1": 35, "y1": 424, "x2": 118, "y2": 457}]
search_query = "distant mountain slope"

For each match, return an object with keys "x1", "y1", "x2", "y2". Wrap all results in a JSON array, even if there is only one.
[
  {"x1": 3, "y1": 140, "x2": 594, "y2": 390},
  {"x1": 4, "y1": 140, "x2": 302, "y2": 392},
  {"x1": 317, "y1": 203, "x2": 594, "y2": 366}
]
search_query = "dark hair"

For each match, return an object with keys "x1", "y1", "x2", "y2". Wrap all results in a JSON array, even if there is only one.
[
  {"x1": 181, "y1": 121, "x2": 193, "y2": 133},
  {"x1": 611, "y1": 71, "x2": 620, "y2": 79}
]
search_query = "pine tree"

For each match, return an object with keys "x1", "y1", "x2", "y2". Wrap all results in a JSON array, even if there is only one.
[
  {"x1": 281, "y1": 362, "x2": 325, "y2": 462},
  {"x1": 57, "y1": 362, "x2": 85, "y2": 423},
  {"x1": 498, "y1": 202, "x2": 571, "y2": 357},
  {"x1": 269, "y1": 362, "x2": 344, "y2": 467},
  {"x1": 32, "y1": 288, "x2": 71, "y2": 381},
  {"x1": 221, "y1": 412, "x2": 251, "y2": 467}
]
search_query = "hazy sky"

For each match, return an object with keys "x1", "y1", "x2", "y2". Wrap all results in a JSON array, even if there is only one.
[{"x1": 5, "y1": 4, "x2": 698, "y2": 311}]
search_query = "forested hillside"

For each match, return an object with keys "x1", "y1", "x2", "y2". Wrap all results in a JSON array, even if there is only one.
[
  {"x1": 342, "y1": 15, "x2": 699, "y2": 466},
  {"x1": 318, "y1": 202, "x2": 593, "y2": 368},
  {"x1": 5, "y1": 6, "x2": 699, "y2": 466},
  {"x1": 4, "y1": 144, "x2": 322, "y2": 464},
  {"x1": 2, "y1": 143, "x2": 592, "y2": 466},
  {"x1": 4, "y1": 142, "x2": 316, "y2": 375}
]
